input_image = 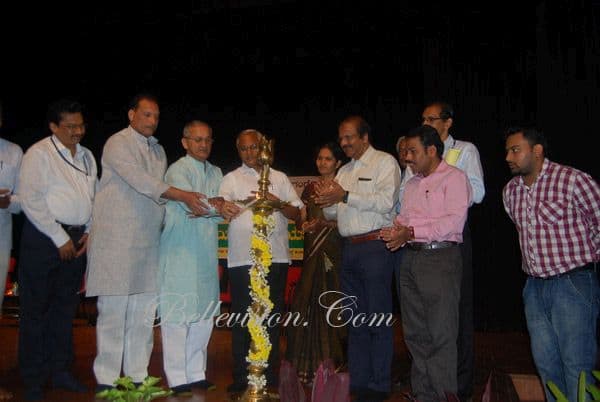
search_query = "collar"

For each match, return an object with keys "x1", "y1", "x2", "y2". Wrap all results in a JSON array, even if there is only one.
[
  {"x1": 129, "y1": 126, "x2": 159, "y2": 146},
  {"x1": 240, "y1": 163, "x2": 260, "y2": 176},
  {"x1": 353, "y1": 145, "x2": 375, "y2": 166},
  {"x1": 413, "y1": 159, "x2": 449, "y2": 180},
  {"x1": 516, "y1": 158, "x2": 550, "y2": 188},
  {"x1": 185, "y1": 154, "x2": 208, "y2": 171},
  {"x1": 51, "y1": 135, "x2": 84, "y2": 160},
  {"x1": 444, "y1": 134, "x2": 455, "y2": 149}
]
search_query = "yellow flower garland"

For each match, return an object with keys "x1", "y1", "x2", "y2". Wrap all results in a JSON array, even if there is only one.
[{"x1": 247, "y1": 213, "x2": 276, "y2": 389}]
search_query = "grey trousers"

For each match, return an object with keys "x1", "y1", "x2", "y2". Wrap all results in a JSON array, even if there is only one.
[{"x1": 399, "y1": 246, "x2": 462, "y2": 402}]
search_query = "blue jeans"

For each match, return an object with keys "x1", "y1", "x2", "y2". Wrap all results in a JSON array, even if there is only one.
[{"x1": 523, "y1": 265, "x2": 599, "y2": 402}]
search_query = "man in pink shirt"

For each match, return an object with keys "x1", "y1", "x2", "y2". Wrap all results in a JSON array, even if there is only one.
[{"x1": 381, "y1": 125, "x2": 471, "y2": 402}]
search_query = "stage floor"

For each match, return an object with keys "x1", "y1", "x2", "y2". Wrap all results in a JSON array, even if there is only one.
[{"x1": 0, "y1": 299, "x2": 538, "y2": 401}]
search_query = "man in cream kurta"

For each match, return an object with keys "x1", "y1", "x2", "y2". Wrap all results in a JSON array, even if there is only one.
[{"x1": 86, "y1": 95, "x2": 209, "y2": 390}]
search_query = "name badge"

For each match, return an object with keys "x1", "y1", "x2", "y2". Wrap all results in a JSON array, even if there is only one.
[{"x1": 445, "y1": 148, "x2": 461, "y2": 166}]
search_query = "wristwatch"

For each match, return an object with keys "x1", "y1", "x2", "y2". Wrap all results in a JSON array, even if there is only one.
[{"x1": 342, "y1": 191, "x2": 349, "y2": 203}]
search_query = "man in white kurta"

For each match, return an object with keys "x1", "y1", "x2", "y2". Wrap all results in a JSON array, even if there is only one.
[
  {"x1": 219, "y1": 129, "x2": 303, "y2": 393},
  {"x1": 158, "y1": 121, "x2": 226, "y2": 395},
  {"x1": 86, "y1": 95, "x2": 211, "y2": 391}
]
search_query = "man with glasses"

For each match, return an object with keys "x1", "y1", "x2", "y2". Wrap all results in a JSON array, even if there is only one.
[
  {"x1": 86, "y1": 94, "x2": 209, "y2": 392},
  {"x1": 158, "y1": 121, "x2": 234, "y2": 395},
  {"x1": 421, "y1": 101, "x2": 484, "y2": 402},
  {"x1": 218, "y1": 129, "x2": 302, "y2": 395},
  {"x1": 18, "y1": 99, "x2": 96, "y2": 400},
  {"x1": 315, "y1": 116, "x2": 400, "y2": 402}
]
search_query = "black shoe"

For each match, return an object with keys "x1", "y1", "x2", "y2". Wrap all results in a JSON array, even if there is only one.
[
  {"x1": 365, "y1": 388, "x2": 389, "y2": 401},
  {"x1": 189, "y1": 379, "x2": 216, "y2": 390},
  {"x1": 351, "y1": 386, "x2": 370, "y2": 397},
  {"x1": 24, "y1": 387, "x2": 43, "y2": 401},
  {"x1": 171, "y1": 384, "x2": 192, "y2": 396},
  {"x1": 95, "y1": 383, "x2": 113, "y2": 393},
  {"x1": 52, "y1": 372, "x2": 87, "y2": 393},
  {"x1": 226, "y1": 382, "x2": 247, "y2": 393}
]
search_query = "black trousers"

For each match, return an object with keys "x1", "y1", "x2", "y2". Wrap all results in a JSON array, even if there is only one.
[
  {"x1": 457, "y1": 217, "x2": 474, "y2": 401},
  {"x1": 342, "y1": 239, "x2": 394, "y2": 394},
  {"x1": 18, "y1": 218, "x2": 86, "y2": 389},
  {"x1": 229, "y1": 263, "x2": 289, "y2": 386}
]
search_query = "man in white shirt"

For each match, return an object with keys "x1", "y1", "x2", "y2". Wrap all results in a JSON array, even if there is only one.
[
  {"x1": 18, "y1": 99, "x2": 97, "y2": 400},
  {"x1": 316, "y1": 116, "x2": 400, "y2": 402},
  {"x1": 395, "y1": 135, "x2": 414, "y2": 209},
  {"x1": 0, "y1": 102, "x2": 22, "y2": 313},
  {"x1": 421, "y1": 101, "x2": 485, "y2": 402},
  {"x1": 0, "y1": 101, "x2": 22, "y2": 402},
  {"x1": 219, "y1": 129, "x2": 302, "y2": 394}
]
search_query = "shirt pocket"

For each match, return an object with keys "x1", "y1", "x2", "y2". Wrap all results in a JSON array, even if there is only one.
[
  {"x1": 0, "y1": 165, "x2": 18, "y2": 190},
  {"x1": 537, "y1": 198, "x2": 568, "y2": 226},
  {"x1": 356, "y1": 177, "x2": 374, "y2": 194}
]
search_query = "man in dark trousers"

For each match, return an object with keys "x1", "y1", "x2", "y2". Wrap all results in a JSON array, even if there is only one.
[{"x1": 18, "y1": 99, "x2": 96, "y2": 400}]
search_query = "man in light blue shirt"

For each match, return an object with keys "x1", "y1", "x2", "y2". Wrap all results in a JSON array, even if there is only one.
[
  {"x1": 158, "y1": 121, "x2": 232, "y2": 395},
  {"x1": 422, "y1": 101, "x2": 485, "y2": 402}
]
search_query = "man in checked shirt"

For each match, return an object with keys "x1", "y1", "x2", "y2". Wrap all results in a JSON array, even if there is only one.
[{"x1": 503, "y1": 127, "x2": 599, "y2": 402}]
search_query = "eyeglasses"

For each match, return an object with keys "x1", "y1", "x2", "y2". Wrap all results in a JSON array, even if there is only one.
[
  {"x1": 421, "y1": 116, "x2": 444, "y2": 124},
  {"x1": 184, "y1": 136, "x2": 213, "y2": 144},
  {"x1": 238, "y1": 144, "x2": 258, "y2": 152},
  {"x1": 60, "y1": 123, "x2": 86, "y2": 132}
]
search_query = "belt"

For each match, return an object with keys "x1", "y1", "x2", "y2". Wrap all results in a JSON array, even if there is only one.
[
  {"x1": 345, "y1": 230, "x2": 381, "y2": 245},
  {"x1": 406, "y1": 241, "x2": 458, "y2": 251},
  {"x1": 539, "y1": 263, "x2": 596, "y2": 280},
  {"x1": 57, "y1": 221, "x2": 86, "y2": 232}
]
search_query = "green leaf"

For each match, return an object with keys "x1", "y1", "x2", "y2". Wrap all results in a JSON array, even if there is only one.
[
  {"x1": 593, "y1": 371, "x2": 600, "y2": 382},
  {"x1": 547, "y1": 380, "x2": 570, "y2": 402},
  {"x1": 143, "y1": 376, "x2": 161, "y2": 387},
  {"x1": 94, "y1": 375, "x2": 172, "y2": 401},
  {"x1": 115, "y1": 376, "x2": 135, "y2": 390},
  {"x1": 578, "y1": 372, "x2": 586, "y2": 402},
  {"x1": 586, "y1": 383, "x2": 600, "y2": 400}
]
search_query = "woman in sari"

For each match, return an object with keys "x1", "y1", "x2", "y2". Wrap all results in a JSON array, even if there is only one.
[{"x1": 286, "y1": 142, "x2": 346, "y2": 384}]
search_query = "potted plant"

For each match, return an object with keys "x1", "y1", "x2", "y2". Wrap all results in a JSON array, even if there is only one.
[
  {"x1": 95, "y1": 376, "x2": 173, "y2": 402},
  {"x1": 548, "y1": 371, "x2": 600, "y2": 402}
]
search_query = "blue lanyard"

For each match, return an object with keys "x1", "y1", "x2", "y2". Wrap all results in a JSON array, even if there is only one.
[{"x1": 50, "y1": 137, "x2": 89, "y2": 176}]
